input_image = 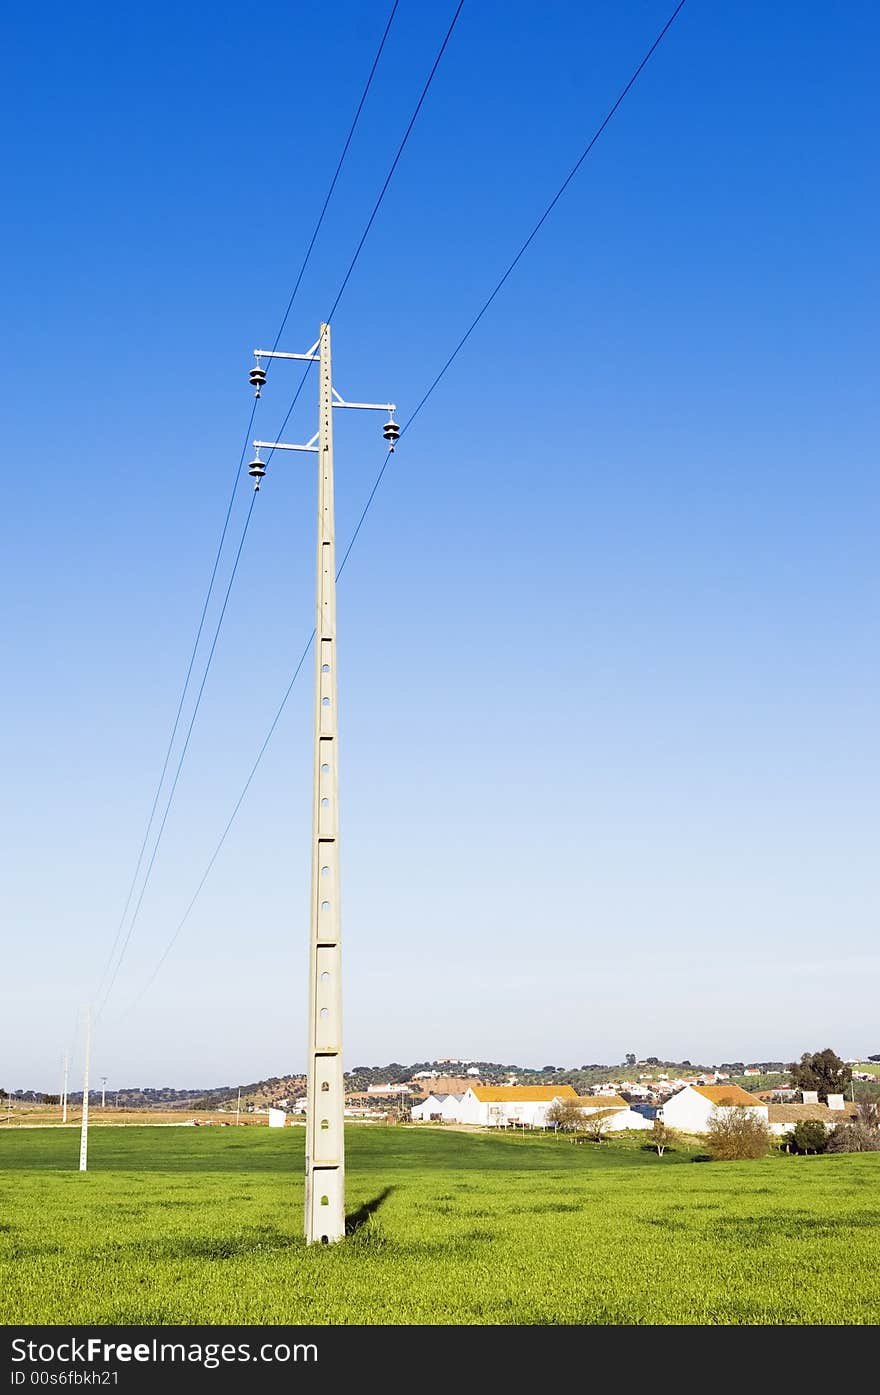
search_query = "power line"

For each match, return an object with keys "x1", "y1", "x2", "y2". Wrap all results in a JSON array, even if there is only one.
[
  {"x1": 93, "y1": 403, "x2": 257, "y2": 1009},
  {"x1": 92, "y1": 9, "x2": 401, "y2": 1013},
  {"x1": 118, "y1": 635, "x2": 316, "y2": 1019},
  {"x1": 118, "y1": 0, "x2": 686, "y2": 1009},
  {"x1": 325, "y1": 0, "x2": 465, "y2": 325},
  {"x1": 270, "y1": 0, "x2": 400, "y2": 357},
  {"x1": 110, "y1": 6, "x2": 468, "y2": 1019},
  {"x1": 403, "y1": 0, "x2": 689, "y2": 432},
  {"x1": 263, "y1": 0, "x2": 466, "y2": 465},
  {"x1": 97, "y1": 493, "x2": 258, "y2": 1017}
]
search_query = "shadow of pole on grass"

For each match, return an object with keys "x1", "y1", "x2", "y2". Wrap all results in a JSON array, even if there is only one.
[{"x1": 345, "y1": 1186, "x2": 394, "y2": 1235}]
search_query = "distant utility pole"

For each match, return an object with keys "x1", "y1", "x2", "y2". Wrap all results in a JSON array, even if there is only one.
[
  {"x1": 61, "y1": 1051, "x2": 69, "y2": 1125},
  {"x1": 100, "y1": 1076, "x2": 107, "y2": 1110},
  {"x1": 79, "y1": 1008, "x2": 91, "y2": 1172},
  {"x1": 249, "y1": 325, "x2": 397, "y2": 1244}
]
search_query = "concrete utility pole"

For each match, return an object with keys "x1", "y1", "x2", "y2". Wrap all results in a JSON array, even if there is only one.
[
  {"x1": 61, "y1": 1051, "x2": 69, "y2": 1124},
  {"x1": 100, "y1": 1076, "x2": 107, "y2": 1110},
  {"x1": 249, "y1": 325, "x2": 397, "y2": 1244},
  {"x1": 79, "y1": 1008, "x2": 91, "y2": 1172}
]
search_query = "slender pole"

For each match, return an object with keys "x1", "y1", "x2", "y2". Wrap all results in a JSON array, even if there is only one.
[
  {"x1": 79, "y1": 1009, "x2": 91, "y2": 1171},
  {"x1": 61, "y1": 1052, "x2": 69, "y2": 1124},
  {"x1": 101, "y1": 1076, "x2": 107, "y2": 1110},
  {"x1": 236, "y1": 1088, "x2": 241, "y2": 1127},
  {"x1": 304, "y1": 322, "x2": 345, "y2": 1244}
]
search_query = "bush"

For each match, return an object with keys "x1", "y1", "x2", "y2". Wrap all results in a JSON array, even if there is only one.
[
  {"x1": 787, "y1": 1120, "x2": 828, "y2": 1155},
  {"x1": 826, "y1": 1121, "x2": 880, "y2": 1154},
  {"x1": 706, "y1": 1105, "x2": 771, "y2": 1161}
]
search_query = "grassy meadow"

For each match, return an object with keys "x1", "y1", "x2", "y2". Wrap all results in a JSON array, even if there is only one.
[{"x1": 1, "y1": 1124, "x2": 878, "y2": 1325}]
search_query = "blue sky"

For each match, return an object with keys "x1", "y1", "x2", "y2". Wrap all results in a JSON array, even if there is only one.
[{"x1": 1, "y1": 1, "x2": 877, "y2": 1089}]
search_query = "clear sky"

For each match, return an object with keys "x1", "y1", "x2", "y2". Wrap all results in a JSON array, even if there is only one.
[{"x1": 1, "y1": 1, "x2": 877, "y2": 1091}]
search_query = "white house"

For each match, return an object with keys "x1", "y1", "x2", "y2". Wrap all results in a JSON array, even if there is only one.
[
  {"x1": 410, "y1": 1092, "x2": 466, "y2": 1123},
  {"x1": 267, "y1": 1107, "x2": 286, "y2": 1128},
  {"x1": 659, "y1": 1084, "x2": 768, "y2": 1134},
  {"x1": 458, "y1": 1085, "x2": 581, "y2": 1128},
  {"x1": 766, "y1": 1097, "x2": 857, "y2": 1137},
  {"x1": 411, "y1": 1094, "x2": 443, "y2": 1121},
  {"x1": 439, "y1": 1093, "x2": 466, "y2": 1122},
  {"x1": 574, "y1": 1095, "x2": 652, "y2": 1131}
]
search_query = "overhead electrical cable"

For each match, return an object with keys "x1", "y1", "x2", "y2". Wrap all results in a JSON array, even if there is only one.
[
  {"x1": 119, "y1": 0, "x2": 688, "y2": 1012},
  {"x1": 97, "y1": 493, "x2": 258, "y2": 1017},
  {"x1": 93, "y1": 3, "x2": 401, "y2": 1013},
  {"x1": 270, "y1": 0, "x2": 400, "y2": 358},
  {"x1": 263, "y1": 0, "x2": 466, "y2": 467},
  {"x1": 98, "y1": 0, "x2": 457, "y2": 1015},
  {"x1": 92, "y1": 402, "x2": 258, "y2": 1009}
]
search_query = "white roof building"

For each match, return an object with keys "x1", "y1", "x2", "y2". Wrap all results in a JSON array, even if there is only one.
[
  {"x1": 660, "y1": 1084, "x2": 768, "y2": 1134},
  {"x1": 411, "y1": 1093, "x2": 466, "y2": 1123},
  {"x1": 457, "y1": 1085, "x2": 580, "y2": 1128},
  {"x1": 574, "y1": 1096, "x2": 652, "y2": 1131}
]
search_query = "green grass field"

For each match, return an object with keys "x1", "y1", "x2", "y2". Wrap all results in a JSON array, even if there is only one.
[{"x1": 1, "y1": 1125, "x2": 878, "y2": 1325}]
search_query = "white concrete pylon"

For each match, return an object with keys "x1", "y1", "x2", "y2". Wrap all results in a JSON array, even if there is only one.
[
  {"x1": 79, "y1": 1008, "x2": 90, "y2": 1172},
  {"x1": 304, "y1": 322, "x2": 345, "y2": 1245},
  {"x1": 247, "y1": 326, "x2": 395, "y2": 1244},
  {"x1": 61, "y1": 1051, "x2": 69, "y2": 1125}
]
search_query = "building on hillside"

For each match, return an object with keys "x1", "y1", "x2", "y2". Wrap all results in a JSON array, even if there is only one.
[
  {"x1": 457, "y1": 1085, "x2": 579, "y2": 1128},
  {"x1": 659, "y1": 1084, "x2": 769, "y2": 1134},
  {"x1": 366, "y1": 1083, "x2": 411, "y2": 1096},
  {"x1": 575, "y1": 1096, "x2": 653, "y2": 1131},
  {"x1": 767, "y1": 1099, "x2": 857, "y2": 1137}
]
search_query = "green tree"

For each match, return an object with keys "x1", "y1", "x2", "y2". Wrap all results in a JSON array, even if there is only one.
[
  {"x1": 647, "y1": 1118, "x2": 678, "y2": 1156},
  {"x1": 706, "y1": 1105, "x2": 771, "y2": 1161},
  {"x1": 788, "y1": 1120, "x2": 828, "y2": 1155},
  {"x1": 788, "y1": 1049, "x2": 852, "y2": 1102}
]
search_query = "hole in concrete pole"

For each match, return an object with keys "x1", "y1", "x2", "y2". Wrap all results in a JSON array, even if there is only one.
[
  {"x1": 322, "y1": 697, "x2": 330, "y2": 707},
  {"x1": 320, "y1": 1119, "x2": 329, "y2": 1130},
  {"x1": 320, "y1": 1195, "x2": 329, "y2": 1206},
  {"x1": 321, "y1": 1236, "x2": 329, "y2": 1244},
  {"x1": 320, "y1": 1008, "x2": 329, "y2": 1019},
  {"x1": 321, "y1": 764, "x2": 329, "y2": 774},
  {"x1": 320, "y1": 971, "x2": 330, "y2": 982},
  {"x1": 321, "y1": 1081, "x2": 329, "y2": 1091},
  {"x1": 322, "y1": 664, "x2": 330, "y2": 672},
  {"x1": 321, "y1": 865, "x2": 330, "y2": 876},
  {"x1": 321, "y1": 901, "x2": 330, "y2": 912},
  {"x1": 321, "y1": 798, "x2": 329, "y2": 807}
]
